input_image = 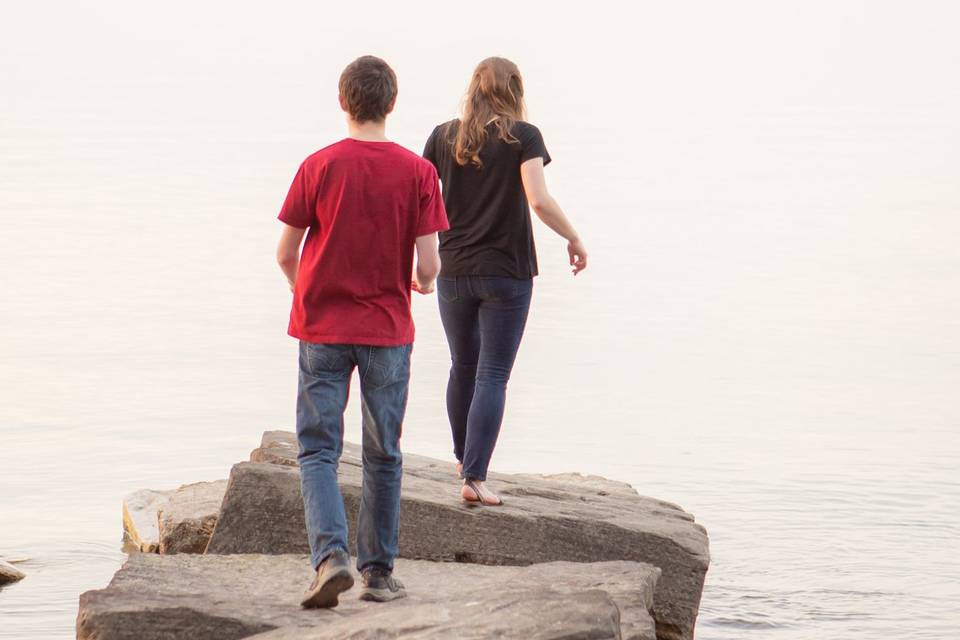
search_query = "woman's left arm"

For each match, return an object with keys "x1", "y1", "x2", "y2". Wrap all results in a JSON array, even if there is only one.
[{"x1": 520, "y1": 157, "x2": 588, "y2": 275}]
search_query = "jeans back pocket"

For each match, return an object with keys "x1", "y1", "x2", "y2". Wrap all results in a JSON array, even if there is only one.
[
  {"x1": 301, "y1": 342, "x2": 352, "y2": 376},
  {"x1": 479, "y1": 276, "x2": 529, "y2": 300},
  {"x1": 437, "y1": 276, "x2": 459, "y2": 302}
]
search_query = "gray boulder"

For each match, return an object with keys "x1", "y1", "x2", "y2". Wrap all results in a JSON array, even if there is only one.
[
  {"x1": 249, "y1": 429, "x2": 299, "y2": 467},
  {"x1": 158, "y1": 480, "x2": 228, "y2": 554},
  {"x1": 0, "y1": 559, "x2": 26, "y2": 585},
  {"x1": 122, "y1": 488, "x2": 174, "y2": 552},
  {"x1": 77, "y1": 553, "x2": 659, "y2": 640},
  {"x1": 207, "y1": 431, "x2": 709, "y2": 640}
]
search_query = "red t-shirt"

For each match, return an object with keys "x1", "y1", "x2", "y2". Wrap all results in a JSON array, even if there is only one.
[{"x1": 278, "y1": 139, "x2": 449, "y2": 346}]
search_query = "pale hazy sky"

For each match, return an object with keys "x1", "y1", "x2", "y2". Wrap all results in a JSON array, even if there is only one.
[{"x1": 4, "y1": 0, "x2": 959, "y2": 144}]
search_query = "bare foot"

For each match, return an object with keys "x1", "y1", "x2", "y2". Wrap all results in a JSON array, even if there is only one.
[
  {"x1": 456, "y1": 463, "x2": 463, "y2": 479},
  {"x1": 461, "y1": 479, "x2": 503, "y2": 506}
]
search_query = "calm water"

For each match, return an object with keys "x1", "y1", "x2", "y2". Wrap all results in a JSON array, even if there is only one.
[{"x1": 2, "y1": 3, "x2": 959, "y2": 639}]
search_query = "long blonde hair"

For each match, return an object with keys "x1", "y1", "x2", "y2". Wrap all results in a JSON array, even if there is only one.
[{"x1": 453, "y1": 57, "x2": 526, "y2": 167}]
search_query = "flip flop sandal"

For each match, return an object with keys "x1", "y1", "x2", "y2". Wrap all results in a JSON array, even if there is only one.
[{"x1": 462, "y1": 478, "x2": 503, "y2": 506}]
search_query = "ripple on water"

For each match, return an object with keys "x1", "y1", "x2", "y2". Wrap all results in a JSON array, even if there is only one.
[{"x1": 698, "y1": 583, "x2": 952, "y2": 640}]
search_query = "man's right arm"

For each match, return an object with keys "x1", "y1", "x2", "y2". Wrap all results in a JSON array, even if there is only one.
[
  {"x1": 413, "y1": 157, "x2": 448, "y2": 294},
  {"x1": 277, "y1": 223, "x2": 307, "y2": 291},
  {"x1": 413, "y1": 233, "x2": 441, "y2": 294}
]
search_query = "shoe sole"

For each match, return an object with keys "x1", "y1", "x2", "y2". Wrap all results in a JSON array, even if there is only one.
[
  {"x1": 300, "y1": 569, "x2": 354, "y2": 609},
  {"x1": 359, "y1": 586, "x2": 408, "y2": 603}
]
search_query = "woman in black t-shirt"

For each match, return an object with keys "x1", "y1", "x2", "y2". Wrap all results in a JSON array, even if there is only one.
[{"x1": 423, "y1": 57, "x2": 587, "y2": 506}]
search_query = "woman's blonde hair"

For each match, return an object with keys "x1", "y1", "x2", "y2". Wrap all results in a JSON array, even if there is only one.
[{"x1": 453, "y1": 57, "x2": 526, "y2": 167}]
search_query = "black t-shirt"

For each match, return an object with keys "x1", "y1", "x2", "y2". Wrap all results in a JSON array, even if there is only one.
[{"x1": 423, "y1": 119, "x2": 551, "y2": 279}]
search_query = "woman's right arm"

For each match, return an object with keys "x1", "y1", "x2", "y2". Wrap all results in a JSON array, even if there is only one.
[{"x1": 520, "y1": 157, "x2": 588, "y2": 275}]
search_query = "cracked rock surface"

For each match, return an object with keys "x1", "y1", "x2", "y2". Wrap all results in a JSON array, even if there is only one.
[{"x1": 77, "y1": 554, "x2": 660, "y2": 640}]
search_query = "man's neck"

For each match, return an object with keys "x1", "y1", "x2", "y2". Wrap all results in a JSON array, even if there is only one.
[{"x1": 347, "y1": 119, "x2": 389, "y2": 142}]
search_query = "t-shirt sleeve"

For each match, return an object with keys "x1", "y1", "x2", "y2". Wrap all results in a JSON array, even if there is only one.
[
  {"x1": 277, "y1": 163, "x2": 315, "y2": 228},
  {"x1": 519, "y1": 123, "x2": 552, "y2": 166},
  {"x1": 417, "y1": 162, "x2": 449, "y2": 236}
]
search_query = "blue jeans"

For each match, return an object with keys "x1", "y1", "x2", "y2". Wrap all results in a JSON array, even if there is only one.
[
  {"x1": 296, "y1": 341, "x2": 411, "y2": 572},
  {"x1": 437, "y1": 275, "x2": 533, "y2": 481}
]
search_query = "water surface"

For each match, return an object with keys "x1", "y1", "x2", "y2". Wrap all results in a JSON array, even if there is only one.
[{"x1": 2, "y1": 2, "x2": 959, "y2": 638}]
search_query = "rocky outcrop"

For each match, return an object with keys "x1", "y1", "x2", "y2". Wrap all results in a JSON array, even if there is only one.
[
  {"x1": 158, "y1": 480, "x2": 228, "y2": 554},
  {"x1": 77, "y1": 553, "x2": 660, "y2": 640},
  {"x1": 204, "y1": 431, "x2": 708, "y2": 640},
  {"x1": 107, "y1": 430, "x2": 708, "y2": 639},
  {"x1": 0, "y1": 559, "x2": 26, "y2": 585},
  {"x1": 122, "y1": 488, "x2": 174, "y2": 552}
]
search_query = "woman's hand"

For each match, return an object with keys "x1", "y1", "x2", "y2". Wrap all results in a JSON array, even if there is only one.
[{"x1": 567, "y1": 238, "x2": 588, "y2": 275}]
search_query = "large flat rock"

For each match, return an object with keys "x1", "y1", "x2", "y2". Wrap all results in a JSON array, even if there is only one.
[
  {"x1": 77, "y1": 553, "x2": 659, "y2": 640},
  {"x1": 158, "y1": 479, "x2": 228, "y2": 554},
  {"x1": 206, "y1": 431, "x2": 709, "y2": 640},
  {"x1": 247, "y1": 592, "x2": 622, "y2": 640}
]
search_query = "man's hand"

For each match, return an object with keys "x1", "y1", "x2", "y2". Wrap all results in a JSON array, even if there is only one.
[
  {"x1": 412, "y1": 279, "x2": 435, "y2": 295},
  {"x1": 568, "y1": 238, "x2": 588, "y2": 275}
]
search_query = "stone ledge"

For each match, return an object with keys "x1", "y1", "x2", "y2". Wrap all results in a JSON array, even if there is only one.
[{"x1": 77, "y1": 553, "x2": 659, "y2": 640}]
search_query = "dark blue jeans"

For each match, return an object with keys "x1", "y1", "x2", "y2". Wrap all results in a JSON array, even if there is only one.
[
  {"x1": 437, "y1": 275, "x2": 533, "y2": 481},
  {"x1": 296, "y1": 341, "x2": 411, "y2": 572}
]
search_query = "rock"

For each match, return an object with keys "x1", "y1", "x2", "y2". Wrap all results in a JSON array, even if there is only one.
[
  {"x1": 0, "y1": 553, "x2": 30, "y2": 564},
  {"x1": 537, "y1": 472, "x2": 643, "y2": 498},
  {"x1": 0, "y1": 559, "x2": 26, "y2": 585},
  {"x1": 123, "y1": 482, "x2": 228, "y2": 555},
  {"x1": 122, "y1": 488, "x2": 174, "y2": 552},
  {"x1": 158, "y1": 480, "x2": 228, "y2": 554},
  {"x1": 77, "y1": 553, "x2": 659, "y2": 640},
  {"x1": 205, "y1": 463, "x2": 308, "y2": 555},
  {"x1": 209, "y1": 431, "x2": 709, "y2": 640},
  {"x1": 250, "y1": 430, "x2": 468, "y2": 474},
  {"x1": 249, "y1": 429, "x2": 299, "y2": 467},
  {"x1": 247, "y1": 592, "x2": 623, "y2": 640}
]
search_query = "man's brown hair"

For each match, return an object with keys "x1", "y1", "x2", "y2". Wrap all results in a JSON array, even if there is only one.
[{"x1": 338, "y1": 56, "x2": 398, "y2": 124}]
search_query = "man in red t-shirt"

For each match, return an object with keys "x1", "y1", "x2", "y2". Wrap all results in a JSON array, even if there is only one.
[{"x1": 275, "y1": 56, "x2": 448, "y2": 609}]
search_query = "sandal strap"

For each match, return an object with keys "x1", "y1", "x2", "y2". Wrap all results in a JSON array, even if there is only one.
[{"x1": 465, "y1": 479, "x2": 502, "y2": 505}]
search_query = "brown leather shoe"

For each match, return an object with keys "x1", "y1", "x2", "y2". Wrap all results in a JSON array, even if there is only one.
[{"x1": 300, "y1": 550, "x2": 354, "y2": 608}]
